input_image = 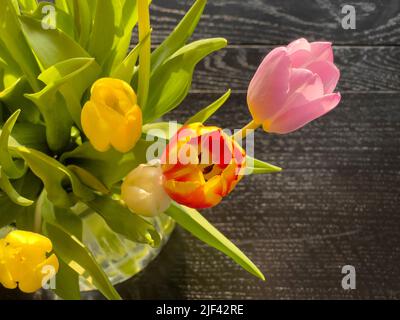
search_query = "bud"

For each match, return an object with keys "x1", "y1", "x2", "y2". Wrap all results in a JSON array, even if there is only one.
[{"x1": 121, "y1": 163, "x2": 171, "y2": 217}]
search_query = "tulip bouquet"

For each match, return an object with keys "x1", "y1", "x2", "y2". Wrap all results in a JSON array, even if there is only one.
[{"x1": 0, "y1": 0, "x2": 340, "y2": 300}]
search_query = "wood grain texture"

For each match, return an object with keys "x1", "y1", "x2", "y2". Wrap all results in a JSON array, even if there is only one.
[
  {"x1": 127, "y1": 92, "x2": 400, "y2": 300},
  {"x1": 189, "y1": 46, "x2": 400, "y2": 93},
  {"x1": 1, "y1": 0, "x2": 399, "y2": 300},
  {"x1": 100, "y1": 92, "x2": 400, "y2": 299},
  {"x1": 146, "y1": 0, "x2": 400, "y2": 45},
  {"x1": 1, "y1": 93, "x2": 399, "y2": 300}
]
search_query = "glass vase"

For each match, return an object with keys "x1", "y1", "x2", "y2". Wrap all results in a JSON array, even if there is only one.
[
  {"x1": 0, "y1": 208, "x2": 175, "y2": 293},
  {"x1": 79, "y1": 209, "x2": 175, "y2": 291}
]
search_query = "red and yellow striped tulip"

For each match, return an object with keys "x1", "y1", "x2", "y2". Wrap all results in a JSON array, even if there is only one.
[{"x1": 161, "y1": 123, "x2": 246, "y2": 209}]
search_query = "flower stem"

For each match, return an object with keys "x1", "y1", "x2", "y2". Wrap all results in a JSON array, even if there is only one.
[
  {"x1": 138, "y1": 0, "x2": 151, "y2": 110},
  {"x1": 34, "y1": 191, "x2": 46, "y2": 234},
  {"x1": 233, "y1": 121, "x2": 261, "y2": 141}
]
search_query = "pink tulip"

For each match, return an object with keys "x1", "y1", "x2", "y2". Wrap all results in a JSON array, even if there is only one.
[{"x1": 247, "y1": 38, "x2": 341, "y2": 134}]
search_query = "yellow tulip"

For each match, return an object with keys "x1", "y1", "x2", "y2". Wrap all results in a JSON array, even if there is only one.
[
  {"x1": 81, "y1": 78, "x2": 143, "y2": 153},
  {"x1": 0, "y1": 231, "x2": 59, "y2": 293}
]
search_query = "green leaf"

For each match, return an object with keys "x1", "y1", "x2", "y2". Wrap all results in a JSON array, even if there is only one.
[
  {"x1": 11, "y1": 122, "x2": 48, "y2": 153},
  {"x1": 137, "y1": 0, "x2": 151, "y2": 109},
  {"x1": 18, "y1": 0, "x2": 38, "y2": 12},
  {"x1": 14, "y1": 174, "x2": 42, "y2": 231},
  {"x1": 40, "y1": 192, "x2": 83, "y2": 239},
  {"x1": 55, "y1": 258, "x2": 81, "y2": 300},
  {"x1": 24, "y1": 58, "x2": 99, "y2": 151},
  {"x1": 19, "y1": 15, "x2": 90, "y2": 70},
  {"x1": 67, "y1": 165, "x2": 109, "y2": 195},
  {"x1": 0, "y1": 39, "x2": 22, "y2": 79},
  {"x1": 165, "y1": 202, "x2": 265, "y2": 281},
  {"x1": 246, "y1": 157, "x2": 282, "y2": 175},
  {"x1": 0, "y1": 192, "x2": 18, "y2": 228},
  {"x1": 13, "y1": 171, "x2": 43, "y2": 232},
  {"x1": 143, "y1": 38, "x2": 227, "y2": 123},
  {"x1": 14, "y1": 146, "x2": 94, "y2": 208},
  {"x1": 44, "y1": 221, "x2": 121, "y2": 300},
  {"x1": 0, "y1": 76, "x2": 42, "y2": 123},
  {"x1": 36, "y1": 57, "x2": 101, "y2": 129},
  {"x1": 54, "y1": 0, "x2": 70, "y2": 13},
  {"x1": 0, "y1": 191, "x2": 27, "y2": 229},
  {"x1": 0, "y1": 110, "x2": 27, "y2": 179},
  {"x1": 28, "y1": 2, "x2": 76, "y2": 39},
  {"x1": 108, "y1": 0, "x2": 140, "y2": 72},
  {"x1": 0, "y1": 0, "x2": 41, "y2": 91},
  {"x1": 85, "y1": 194, "x2": 161, "y2": 247},
  {"x1": 39, "y1": 191, "x2": 84, "y2": 302},
  {"x1": 25, "y1": 88, "x2": 73, "y2": 153},
  {"x1": 88, "y1": 0, "x2": 121, "y2": 68},
  {"x1": 69, "y1": 0, "x2": 93, "y2": 47},
  {"x1": 111, "y1": 34, "x2": 149, "y2": 83},
  {"x1": 151, "y1": 0, "x2": 207, "y2": 74},
  {"x1": 0, "y1": 169, "x2": 33, "y2": 206},
  {"x1": 61, "y1": 139, "x2": 152, "y2": 188},
  {"x1": 185, "y1": 90, "x2": 231, "y2": 125},
  {"x1": 0, "y1": 171, "x2": 42, "y2": 231}
]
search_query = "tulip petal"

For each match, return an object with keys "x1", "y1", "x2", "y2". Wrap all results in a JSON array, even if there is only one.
[
  {"x1": 82, "y1": 78, "x2": 142, "y2": 153},
  {"x1": 267, "y1": 93, "x2": 341, "y2": 134},
  {"x1": 0, "y1": 232, "x2": 59, "y2": 293},
  {"x1": 308, "y1": 60, "x2": 340, "y2": 94},
  {"x1": 164, "y1": 179, "x2": 202, "y2": 197},
  {"x1": 81, "y1": 101, "x2": 112, "y2": 152},
  {"x1": 123, "y1": 186, "x2": 156, "y2": 216},
  {"x1": 5, "y1": 230, "x2": 49, "y2": 249},
  {"x1": 288, "y1": 41, "x2": 334, "y2": 69},
  {"x1": 310, "y1": 42, "x2": 334, "y2": 63},
  {"x1": 288, "y1": 40, "x2": 333, "y2": 64},
  {"x1": 5, "y1": 231, "x2": 53, "y2": 269},
  {"x1": 17, "y1": 254, "x2": 59, "y2": 294},
  {"x1": 111, "y1": 107, "x2": 142, "y2": 153},
  {"x1": 222, "y1": 163, "x2": 243, "y2": 195},
  {"x1": 247, "y1": 47, "x2": 291, "y2": 122},
  {"x1": 91, "y1": 78, "x2": 137, "y2": 112},
  {"x1": 121, "y1": 165, "x2": 171, "y2": 217},
  {"x1": 0, "y1": 240, "x2": 17, "y2": 290},
  {"x1": 282, "y1": 71, "x2": 324, "y2": 113},
  {"x1": 287, "y1": 38, "x2": 314, "y2": 68},
  {"x1": 287, "y1": 68, "x2": 315, "y2": 94},
  {"x1": 287, "y1": 38, "x2": 311, "y2": 53},
  {"x1": 162, "y1": 124, "x2": 246, "y2": 209},
  {"x1": 204, "y1": 175, "x2": 223, "y2": 206},
  {"x1": 98, "y1": 102, "x2": 125, "y2": 129},
  {"x1": 0, "y1": 264, "x2": 16, "y2": 289},
  {"x1": 289, "y1": 49, "x2": 314, "y2": 68},
  {"x1": 164, "y1": 179, "x2": 206, "y2": 208},
  {"x1": 96, "y1": 102, "x2": 136, "y2": 153}
]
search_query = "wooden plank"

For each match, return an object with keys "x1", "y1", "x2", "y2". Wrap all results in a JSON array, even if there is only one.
[
  {"x1": 119, "y1": 92, "x2": 400, "y2": 299},
  {"x1": 1, "y1": 91, "x2": 399, "y2": 299},
  {"x1": 147, "y1": 0, "x2": 400, "y2": 45},
  {"x1": 2, "y1": 0, "x2": 398, "y2": 301},
  {"x1": 188, "y1": 46, "x2": 400, "y2": 93}
]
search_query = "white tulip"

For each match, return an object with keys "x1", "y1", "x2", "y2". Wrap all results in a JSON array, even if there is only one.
[{"x1": 121, "y1": 163, "x2": 171, "y2": 217}]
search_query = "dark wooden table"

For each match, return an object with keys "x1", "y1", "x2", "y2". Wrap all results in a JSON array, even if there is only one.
[{"x1": 2, "y1": 0, "x2": 399, "y2": 300}]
